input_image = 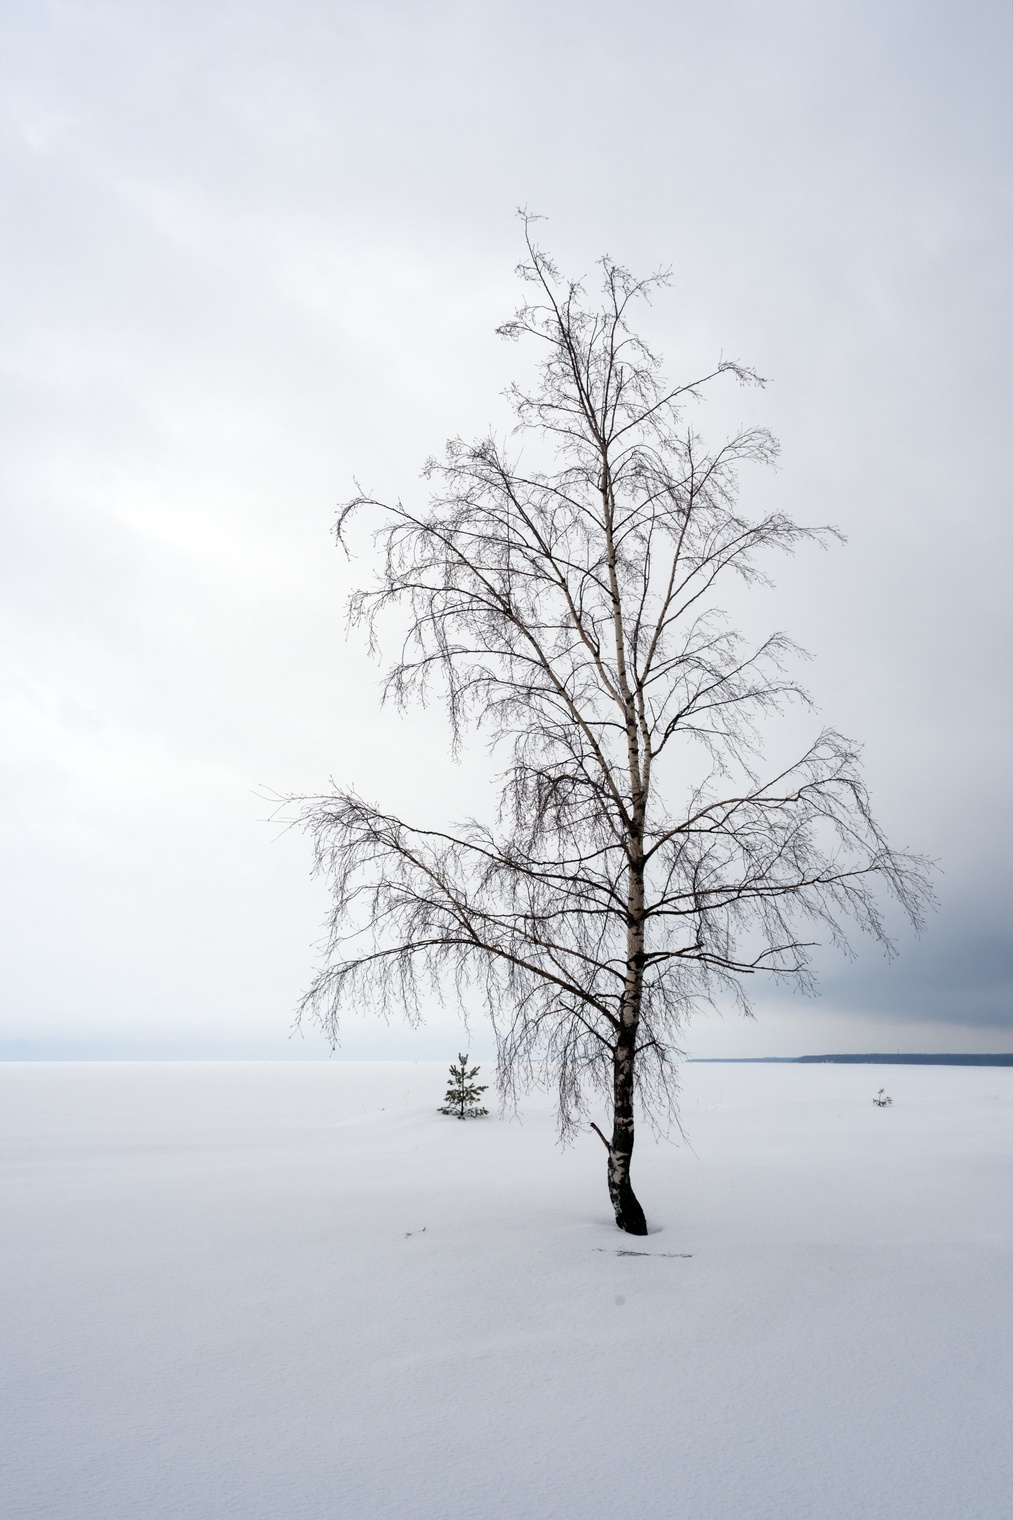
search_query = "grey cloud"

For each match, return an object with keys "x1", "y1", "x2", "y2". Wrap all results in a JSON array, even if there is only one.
[
  {"x1": 1, "y1": 0, "x2": 1009, "y2": 1055},
  {"x1": 813, "y1": 925, "x2": 1013, "y2": 1031}
]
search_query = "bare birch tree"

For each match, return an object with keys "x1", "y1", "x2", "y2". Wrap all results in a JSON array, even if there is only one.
[{"x1": 291, "y1": 222, "x2": 931, "y2": 1234}]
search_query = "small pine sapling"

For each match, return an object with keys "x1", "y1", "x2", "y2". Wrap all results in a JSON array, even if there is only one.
[
  {"x1": 439, "y1": 1053, "x2": 489, "y2": 1119},
  {"x1": 873, "y1": 1087, "x2": 893, "y2": 1107}
]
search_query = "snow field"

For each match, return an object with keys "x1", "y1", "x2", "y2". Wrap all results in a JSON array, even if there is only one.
[{"x1": 2, "y1": 1060, "x2": 1010, "y2": 1519}]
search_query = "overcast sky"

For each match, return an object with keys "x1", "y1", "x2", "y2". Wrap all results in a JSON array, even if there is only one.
[{"x1": 1, "y1": 0, "x2": 1010, "y2": 1060}]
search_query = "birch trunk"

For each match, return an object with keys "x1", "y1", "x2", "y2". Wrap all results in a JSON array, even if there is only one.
[
  {"x1": 607, "y1": 839, "x2": 649, "y2": 1234},
  {"x1": 608, "y1": 1026, "x2": 648, "y2": 1234}
]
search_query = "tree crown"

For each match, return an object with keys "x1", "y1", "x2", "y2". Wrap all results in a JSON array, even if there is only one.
[{"x1": 291, "y1": 223, "x2": 932, "y2": 1136}]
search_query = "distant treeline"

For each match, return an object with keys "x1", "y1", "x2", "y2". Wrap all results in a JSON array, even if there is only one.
[
  {"x1": 691, "y1": 1054, "x2": 1013, "y2": 1066},
  {"x1": 796, "y1": 1053, "x2": 1013, "y2": 1066}
]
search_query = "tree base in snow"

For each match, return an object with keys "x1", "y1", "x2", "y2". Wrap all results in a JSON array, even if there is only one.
[{"x1": 612, "y1": 1184, "x2": 649, "y2": 1236}]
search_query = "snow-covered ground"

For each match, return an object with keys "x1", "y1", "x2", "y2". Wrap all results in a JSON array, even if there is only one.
[{"x1": 2, "y1": 1060, "x2": 1010, "y2": 1520}]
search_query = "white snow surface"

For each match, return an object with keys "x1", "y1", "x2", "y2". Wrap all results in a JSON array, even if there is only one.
[{"x1": 2, "y1": 1060, "x2": 1011, "y2": 1520}]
